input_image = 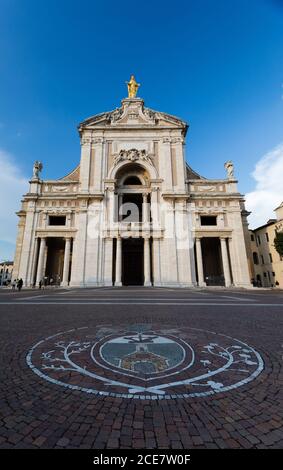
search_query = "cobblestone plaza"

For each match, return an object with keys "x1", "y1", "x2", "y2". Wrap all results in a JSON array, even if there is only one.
[{"x1": 0, "y1": 287, "x2": 282, "y2": 449}]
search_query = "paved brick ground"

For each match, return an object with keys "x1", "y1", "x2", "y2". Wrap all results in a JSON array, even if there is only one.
[{"x1": 0, "y1": 287, "x2": 282, "y2": 449}]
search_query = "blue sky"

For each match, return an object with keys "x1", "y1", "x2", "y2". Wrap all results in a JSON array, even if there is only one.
[{"x1": 0, "y1": 0, "x2": 283, "y2": 260}]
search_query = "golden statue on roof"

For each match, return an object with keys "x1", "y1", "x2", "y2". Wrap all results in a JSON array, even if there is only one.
[{"x1": 126, "y1": 75, "x2": 140, "y2": 98}]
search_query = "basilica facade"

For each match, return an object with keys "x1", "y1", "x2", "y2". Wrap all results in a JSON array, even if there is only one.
[{"x1": 13, "y1": 82, "x2": 251, "y2": 288}]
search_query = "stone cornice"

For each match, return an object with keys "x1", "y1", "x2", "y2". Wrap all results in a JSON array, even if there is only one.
[
  {"x1": 161, "y1": 192, "x2": 190, "y2": 200},
  {"x1": 190, "y1": 193, "x2": 243, "y2": 199},
  {"x1": 35, "y1": 228, "x2": 77, "y2": 238},
  {"x1": 42, "y1": 180, "x2": 77, "y2": 184},
  {"x1": 104, "y1": 227, "x2": 164, "y2": 239},
  {"x1": 187, "y1": 179, "x2": 238, "y2": 184},
  {"x1": 81, "y1": 125, "x2": 186, "y2": 132},
  {"x1": 32, "y1": 195, "x2": 78, "y2": 200},
  {"x1": 24, "y1": 193, "x2": 40, "y2": 199},
  {"x1": 16, "y1": 210, "x2": 26, "y2": 217},
  {"x1": 77, "y1": 192, "x2": 104, "y2": 201},
  {"x1": 194, "y1": 229, "x2": 232, "y2": 238},
  {"x1": 150, "y1": 179, "x2": 163, "y2": 184}
]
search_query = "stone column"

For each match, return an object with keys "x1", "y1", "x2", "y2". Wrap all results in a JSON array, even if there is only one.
[
  {"x1": 108, "y1": 189, "x2": 115, "y2": 229},
  {"x1": 144, "y1": 237, "x2": 152, "y2": 286},
  {"x1": 80, "y1": 138, "x2": 92, "y2": 192},
  {"x1": 160, "y1": 138, "x2": 173, "y2": 190},
  {"x1": 62, "y1": 238, "x2": 71, "y2": 286},
  {"x1": 69, "y1": 208, "x2": 88, "y2": 287},
  {"x1": 104, "y1": 238, "x2": 113, "y2": 286},
  {"x1": 30, "y1": 237, "x2": 40, "y2": 286},
  {"x1": 18, "y1": 206, "x2": 38, "y2": 286},
  {"x1": 150, "y1": 188, "x2": 159, "y2": 228},
  {"x1": 93, "y1": 138, "x2": 104, "y2": 191},
  {"x1": 142, "y1": 193, "x2": 149, "y2": 224},
  {"x1": 220, "y1": 237, "x2": 232, "y2": 287},
  {"x1": 172, "y1": 138, "x2": 186, "y2": 191},
  {"x1": 195, "y1": 238, "x2": 205, "y2": 287},
  {"x1": 228, "y1": 237, "x2": 234, "y2": 285},
  {"x1": 175, "y1": 200, "x2": 194, "y2": 287},
  {"x1": 36, "y1": 237, "x2": 47, "y2": 285},
  {"x1": 66, "y1": 212, "x2": 72, "y2": 228},
  {"x1": 152, "y1": 238, "x2": 161, "y2": 286},
  {"x1": 115, "y1": 237, "x2": 122, "y2": 286},
  {"x1": 118, "y1": 194, "x2": 123, "y2": 222}
]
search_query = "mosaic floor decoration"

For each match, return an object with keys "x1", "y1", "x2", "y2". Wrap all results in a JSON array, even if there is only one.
[{"x1": 26, "y1": 324, "x2": 264, "y2": 400}]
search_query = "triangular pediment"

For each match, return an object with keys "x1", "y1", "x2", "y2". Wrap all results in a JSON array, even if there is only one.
[
  {"x1": 78, "y1": 111, "x2": 113, "y2": 130},
  {"x1": 78, "y1": 98, "x2": 188, "y2": 132}
]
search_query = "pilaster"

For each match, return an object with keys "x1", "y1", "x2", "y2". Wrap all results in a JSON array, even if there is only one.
[{"x1": 80, "y1": 136, "x2": 92, "y2": 192}]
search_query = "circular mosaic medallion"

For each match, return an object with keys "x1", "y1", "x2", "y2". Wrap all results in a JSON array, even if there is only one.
[{"x1": 26, "y1": 324, "x2": 264, "y2": 400}]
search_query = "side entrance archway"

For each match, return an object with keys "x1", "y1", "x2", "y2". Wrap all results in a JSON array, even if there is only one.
[{"x1": 201, "y1": 238, "x2": 225, "y2": 286}]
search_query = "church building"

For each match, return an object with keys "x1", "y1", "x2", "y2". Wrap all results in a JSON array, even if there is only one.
[{"x1": 13, "y1": 77, "x2": 251, "y2": 288}]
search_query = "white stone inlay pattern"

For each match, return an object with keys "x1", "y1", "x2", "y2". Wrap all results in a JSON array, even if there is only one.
[{"x1": 26, "y1": 324, "x2": 264, "y2": 400}]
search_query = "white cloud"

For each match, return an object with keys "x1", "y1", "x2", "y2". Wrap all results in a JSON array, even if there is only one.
[
  {"x1": 246, "y1": 143, "x2": 283, "y2": 229},
  {"x1": 0, "y1": 150, "x2": 28, "y2": 260}
]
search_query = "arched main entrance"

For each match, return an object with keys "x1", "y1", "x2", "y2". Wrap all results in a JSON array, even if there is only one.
[{"x1": 113, "y1": 162, "x2": 152, "y2": 287}]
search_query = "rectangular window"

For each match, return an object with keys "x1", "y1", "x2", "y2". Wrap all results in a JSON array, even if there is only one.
[
  {"x1": 257, "y1": 236, "x2": 261, "y2": 245},
  {"x1": 200, "y1": 216, "x2": 217, "y2": 226},
  {"x1": 263, "y1": 272, "x2": 267, "y2": 278},
  {"x1": 253, "y1": 252, "x2": 259, "y2": 265},
  {"x1": 48, "y1": 216, "x2": 66, "y2": 226},
  {"x1": 251, "y1": 234, "x2": 255, "y2": 241},
  {"x1": 261, "y1": 255, "x2": 264, "y2": 265},
  {"x1": 265, "y1": 233, "x2": 269, "y2": 242},
  {"x1": 269, "y1": 253, "x2": 273, "y2": 263}
]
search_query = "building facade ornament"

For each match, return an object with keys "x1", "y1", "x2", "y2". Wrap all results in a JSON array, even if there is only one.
[
  {"x1": 224, "y1": 161, "x2": 235, "y2": 179},
  {"x1": 110, "y1": 108, "x2": 124, "y2": 123},
  {"x1": 113, "y1": 149, "x2": 153, "y2": 166},
  {"x1": 126, "y1": 75, "x2": 140, "y2": 98},
  {"x1": 197, "y1": 185, "x2": 217, "y2": 192},
  {"x1": 143, "y1": 108, "x2": 156, "y2": 121},
  {"x1": 51, "y1": 185, "x2": 69, "y2": 192},
  {"x1": 171, "y1": 137, "x2": 184, "y2": 144},
  {"x1": 92, "y1": 138, "x2": 104, "y2": 145},
  {"x1": 81, "y1": 137, "x2": 92, "y2": 146},
  {"x1": 32, "y1": 161, "x2": 43, "y2": 180}
]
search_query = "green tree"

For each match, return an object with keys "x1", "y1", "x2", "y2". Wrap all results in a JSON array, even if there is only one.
[{"x1": 274, "y1": 232, "x2": 283, "y2": 257}]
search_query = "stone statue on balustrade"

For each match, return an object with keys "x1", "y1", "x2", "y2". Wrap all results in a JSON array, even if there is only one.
[
  {"x1": 224, "y1": 161, "x2": 235, "y2": 180},
  {"x1": 32, "y1": 161, "x2": 43, "y2": 180}
]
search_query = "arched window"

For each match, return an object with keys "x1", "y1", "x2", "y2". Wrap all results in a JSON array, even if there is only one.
[{"x1": 123, "y1": 176, "x2": 142, "y2": 185}]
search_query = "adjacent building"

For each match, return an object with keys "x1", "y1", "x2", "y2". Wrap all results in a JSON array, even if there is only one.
[
  {"x1": 13, "y1": 79, "x2": 252, "y2": 288},
  {"x1": 249, "y1": 202, "x2": 283, "y2": 288},
  {"x1": 0, "y1": 261, "x2": 14, "y2": 286}
]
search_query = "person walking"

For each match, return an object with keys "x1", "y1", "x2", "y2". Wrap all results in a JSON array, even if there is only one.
[
  {"x1": 17, "y1": 278, "x2": 23, "y2": 292},
  {"x1": 12, "y1": 279, "x2": 16, "y2": 291}
]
